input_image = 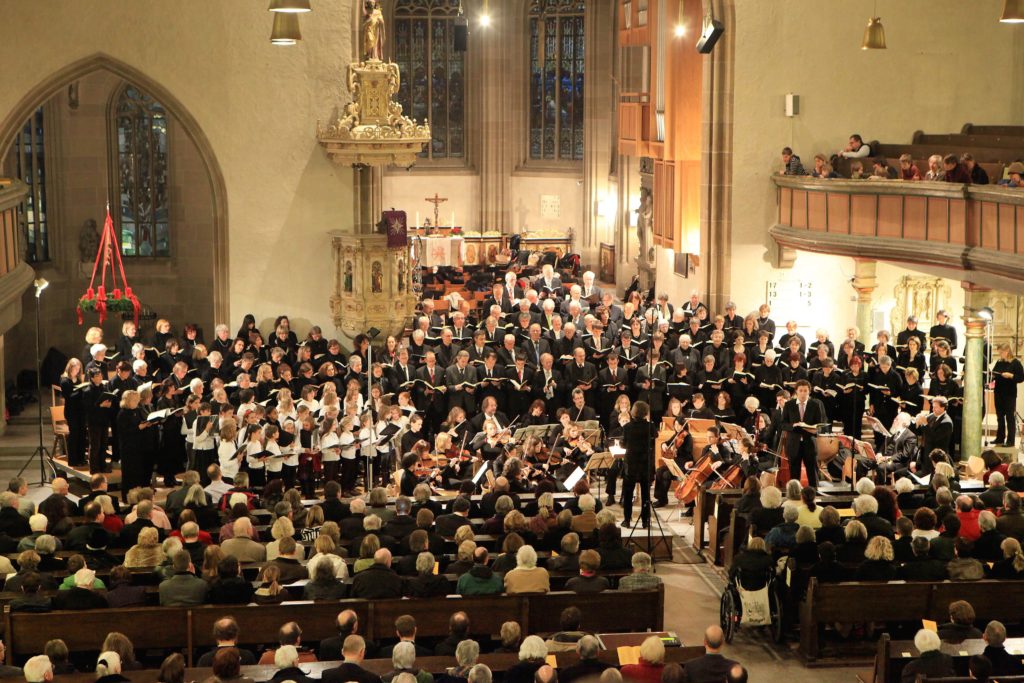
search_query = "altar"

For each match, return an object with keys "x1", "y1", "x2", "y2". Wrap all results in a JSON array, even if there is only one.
[{"x1": 413, "y1": 235, "x2": 465, "y2": 268}]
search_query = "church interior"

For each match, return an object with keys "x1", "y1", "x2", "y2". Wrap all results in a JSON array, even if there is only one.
[{"x1": 0, "y1": 1, "x2": 1022, "y2": 682}]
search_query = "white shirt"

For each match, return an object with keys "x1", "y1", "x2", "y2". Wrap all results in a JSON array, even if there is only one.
[
  {"x1": 218, "y1": 441, "x2": 241, "y2": 480},
  {"x1": 321, "y1": 432, "x2": 341, "y2": 462}
]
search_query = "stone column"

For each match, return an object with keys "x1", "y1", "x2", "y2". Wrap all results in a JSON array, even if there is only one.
[
  {"x1": 851, "y1": 259, "x2": 877, "y2": 346},
  {"x1": 961, "y1": 316, "x2": 987, "y2": 461},
  {"x1": 353, "y1": 165, "x2": 383, "y2": 235}
]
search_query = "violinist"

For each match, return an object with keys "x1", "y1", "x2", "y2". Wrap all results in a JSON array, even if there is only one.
[
  {"x1": 401, "y1": 413, "x2": 425, "y2": 455},
  {"x1": 559, "y1": 422, "x2": 595, "y2": 464},
  {"x1": 399, "y1": 451, "x2": 426, "y2": 497},
  {"x1": 443, "y1": 407, "x2": 471, "y2": 445},
  {"x1": 734, "y1": 436, "x2": 764, "y2": 482},
  {"x1": 475, "y1": 419, "x2": 509, "y2": 464},
  {"x1": 654, "y1": 419, "x2": 692, "y2": 508},
  {"x1": 569, "y1": 388, "x2": 598, "y2": 423}
]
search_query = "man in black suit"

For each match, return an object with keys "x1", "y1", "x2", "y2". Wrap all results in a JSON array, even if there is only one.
[
  {"x1": 0, "y1": 491, "x2": 30, "y2": 538},
  {"x1": 445, "y1": 350, "x2": 478, "y2": 414},
  {"x1": 910, "y1": 396, "x2": 954, "y2": 464},
  {"x1": 532, "y1": 353, "x2": 564, "y2": 413},
  {"x1": 872, "y1": 412, "x2": 917, "y2": 479},
  {"x1": 321, "y1": 635, "x2": 382, "y2": 683},
  {"x1": 504, "y1": 356, "x2": 534, "y2": 420},
  {"x1": 533, "y1": 263, "x2": 563, "y2": 299},
  {"x1": 564, "y1": 347, "x2": 599, "y2": 405},
  {"x1": 525, "y1": 324, "x2": 552, "y2": 369},
  {"x1": 197, "y1": 617, "x2": 259, "y2": 667},
  {"x1": 435, "y1": 496, "x2": 473, "y2": 537},
  {"x1": 900, "y1": 629, "x2": 955, "y2": 683},
  {"x1": 65, "y1": 502, "x2": 106, "y2": 551},
  {"x1": 415, "y1": 352, "x2": 448, "y2": 438},
  {"x1": 683, "y1": 626, "x2": 739, "y2": 683},
  {"x1": 780, "y1": 380, "x2": 827, "y2": 488},
  {"x1": 621, "y1": 401, "x2": 654, "y2": 529},
  {"x1": 77, "y1": 473, "x2": 120, "y2": 514},
  {"x1": 597, "y1": 352, "x2": 629, "y2": 426}
]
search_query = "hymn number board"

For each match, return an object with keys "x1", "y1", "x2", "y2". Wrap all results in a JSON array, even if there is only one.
[{"x1": 766, "y1": 279, "x2": 815, "y2": 311}]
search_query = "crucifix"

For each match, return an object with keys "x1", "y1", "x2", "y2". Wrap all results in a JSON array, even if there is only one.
[{"x1": 424, "y1": 192, "x2": 448, "y2": 230}]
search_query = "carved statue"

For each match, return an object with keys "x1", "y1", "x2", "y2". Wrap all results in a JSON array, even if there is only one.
[
  {"x1": 635, "y1": 186, "x2": 654, "y2": 264},
  {"x1": 79, "y1": 218, "x2": 99, "y2": 262},
  {"x1": 371, "y1": 260, "x2": 384, "y2": 293},
  {"x1": 363, "y1": 0, "x2": 386, "y2": 62}
]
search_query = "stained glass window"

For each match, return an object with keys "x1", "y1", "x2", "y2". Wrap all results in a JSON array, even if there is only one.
[
  {"x1": 113, "y1": 85, "x2": 169, "y2": 257},
  {"x1": 394, "y1": 0, "x2": 465, "y2": 161},
  {"x1": 6, "y1": 107, "x2": 49, "y2": 262},
  {"x1": 529, "y1": 0, "x2": 585, "y2": 162}
]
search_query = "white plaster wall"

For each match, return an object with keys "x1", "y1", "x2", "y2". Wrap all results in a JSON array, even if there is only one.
[
  {"x1": 723, "y1": 0, "x2": 1022, "y2": 336},
  {"x1": 0, "y1": 0, "x2": 357, "y2": 337},
  {"x1": 510, "y1": 175, "x2": 586, "y2": 236},
  {"x1": 381, "y1": 173, "x2": 479, "y2": 230},
  {"x1": 720, "y1": 0, "x2": 1024, "y2": 335}
]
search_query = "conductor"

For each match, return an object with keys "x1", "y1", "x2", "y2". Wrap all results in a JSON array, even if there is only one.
[
  {"x1": 780, "y1": 379, "x2": 827, "y2": 488},
  {"x1": 622, "y1": 400, "x2": 654, "y2": 529}
]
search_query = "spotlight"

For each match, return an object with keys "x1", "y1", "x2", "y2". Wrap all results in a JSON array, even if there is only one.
[
  {"x1": 674, "y1": 23, "x2": 685, "y2": 37},
  {"x1": 480, "y1": 13, "x2": 491, "y2": 27}
]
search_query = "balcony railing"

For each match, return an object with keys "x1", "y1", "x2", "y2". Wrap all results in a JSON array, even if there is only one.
[{"x1": 771, "y1": 175, "x2": 1024, "y2": 282}]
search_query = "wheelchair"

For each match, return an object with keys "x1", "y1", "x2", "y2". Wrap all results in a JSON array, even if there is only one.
[{"x1": 719, "y1": 567, "x2": 784, "y2": 644}]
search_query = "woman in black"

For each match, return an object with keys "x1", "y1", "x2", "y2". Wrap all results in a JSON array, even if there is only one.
[
  {"x1": 115, "y1": 321, "x2": 140, "y2": 362},
  {"x1": 399, "y1": 453, "x2": 424, "y2": 497},
  {"x1": 992, "y1": 344, "x2": 1024, "y2": 447},
  {"x1": 60, "y1": 358, "x2": 88, "y2": 467},
  {"x1": 235, "y1": 314, "x2": 259, "y2": 343},
  {"x1": 522, "y1": 400, "x2": 550, "y2": 427},
  {"x1": 156, "y1": 379, "x2": 185, "y2": 487},
  {"x1": 897, "y1": 335, "x2": 928, "y2": 377},
  {"x1": 837, "y1": 355, "x2": 868, "y2": 439},
  {"x1": 117, "y1": 390, "x2": 153, "y2": 495}
]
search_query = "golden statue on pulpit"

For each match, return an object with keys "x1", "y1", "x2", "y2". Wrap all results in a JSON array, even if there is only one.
[{"x1": 363, "y1": 0, "x2": 385, "y2": 62}]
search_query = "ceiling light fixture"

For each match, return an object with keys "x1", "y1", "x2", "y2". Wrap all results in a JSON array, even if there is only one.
[
  {"x1": 861, "y1": 0, "x2": 886, "y2": 49},
  {"x1": 1001, "y1": 0, "x2": 1024, "y2": 22},
  {"x1": 268, "y1": 0, "x2": 311, "y2": 12},
  {"x1": 271, "y1": 12, "x2": 301, "y2": 45}
]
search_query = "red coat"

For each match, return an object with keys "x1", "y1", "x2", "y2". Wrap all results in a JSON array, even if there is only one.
[
  {"x1": 620, "y1": 661, "x2": 664, "y2": 683},
  {"x1": 958, "y1": 509, "x2": 981, "y2": 542}
]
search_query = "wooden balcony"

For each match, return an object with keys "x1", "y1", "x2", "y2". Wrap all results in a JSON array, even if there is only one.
[
  {"x1": 771, "y1": 175, "x2": 1024, "y2": 284},
  {"x1": 618, "y1": 94, "x2": 651, "y2": 157}
]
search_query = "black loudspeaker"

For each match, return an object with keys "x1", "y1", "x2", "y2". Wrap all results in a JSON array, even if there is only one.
[
  {"x1": 454, "y1": 16, "x2": 468, "y2": 52},
  {"x1": 696, "y1": 18, "x2": 724, "y2": 54}
]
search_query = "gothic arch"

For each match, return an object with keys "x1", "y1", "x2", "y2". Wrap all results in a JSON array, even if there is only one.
[{"x1": 0, "y1": 52, "x2": 229, "y2": 323}]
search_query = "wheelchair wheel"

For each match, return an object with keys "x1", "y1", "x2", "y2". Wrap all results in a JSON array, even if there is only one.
[
  {"x1": 720, "y1": 588, "x2": 737, "y2": 643},
  {"x1": 769, "y1": 584, "x2": 785, "y2": 643}
]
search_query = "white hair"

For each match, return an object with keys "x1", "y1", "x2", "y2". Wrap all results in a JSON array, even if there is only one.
[
  {"x1": 518, "y1": 635, "x2": 547, "y2": 661},
  {"x1": 274, "y1": 645, "x2": 299, "y2": 668},
  {"x1": 29, "y1": 514, "x2": 48, "y2": 533},
  {"x1": 392, "y1": 641, "x2": 416, "y2": 669},
  {"x1": 759, "y1": 486, "x2": 782, "y2": 509},
  {"x1": 783, "y1": 505, "x2": 799, "y2": 523},
  {"x1": 23, "y1": 655, "x2": 52, "y2": 683},
  {"x1": 894, "y1": 478, "x2": 914, "y2": 494},
  {"x1": 980, "y1": 510, "x2": 998, "y2": 532},
  {"x1": 855, "y1": 477, "x2": 876, "y2": 495},
  {"x1": 743, "y1": 396, "x2": 760, "y2": 413},
  {"x1": 764, "y1": 349, "x2": 777, "y2": 362},
  {"x1": 990, "y1": 472, "x2": 1006, "y2": 487},
  {"x1": 914, "y1": 628, "x2": 941, "y2": 653},
  {"x1": 516, "y1": 545, "x2": 538, "y2": 569},
  {"x1": 96, "y1": 652, "x2": 122, "y2": 677},
  {"x1": 578, "y1": 494, "x2": 595, "y2": 512},
  {"x1": 455, "y1": 639, "x2": 480, "y2": 667},
  {"x1": 853, "y1": 494, "x2": 878, "y2": 516}
]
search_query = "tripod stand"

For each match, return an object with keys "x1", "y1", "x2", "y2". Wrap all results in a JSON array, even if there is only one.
[{"x1": 18, "y1": 279, "x2": 56, "y2": 485}]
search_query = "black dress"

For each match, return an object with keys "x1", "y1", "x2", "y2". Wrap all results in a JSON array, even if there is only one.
[
  {"x1": 156, "y1": 396, "x2": 185, "y2": 487},
  {"x1": 118, "y1": 408, "x2": 149, "y2": 495},
  {"x1": 60, "y1": 376, "x2": 87, "y2": 466}
]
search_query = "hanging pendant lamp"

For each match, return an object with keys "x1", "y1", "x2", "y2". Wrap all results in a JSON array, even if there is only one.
[
  {"x1": 269, "y1": 0, "x2": 311, "y2": 13},
  {"x1": 271, "y1": 13, "x2": 301, "y2": 45},
  {"x1": 861, "y1": 16, "x2": 886, "y2": 49},
  {"x1": 1001, "y1": 0, "x2": 1024, "y2": 23}
]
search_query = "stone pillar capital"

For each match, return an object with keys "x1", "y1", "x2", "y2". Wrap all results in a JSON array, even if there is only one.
[
  {"x1": 851, "y1": 259, "x2": 877, "y2": 303},
  {"x1": 963, "y1": 316, "x2": 989, "y2": 339}
]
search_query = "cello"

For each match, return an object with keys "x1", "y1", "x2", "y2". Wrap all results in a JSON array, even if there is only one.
[{"x1": 675, "y1": 454, "x2": 716, "y2": 504}]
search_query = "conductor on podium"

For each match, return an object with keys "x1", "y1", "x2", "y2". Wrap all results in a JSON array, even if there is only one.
[
  {"x1": 622, "y1": 400, "x2": 654, "y2": 529},
  {"x1": 781, "y1": 379, "x2": 827, "y2": 488}
]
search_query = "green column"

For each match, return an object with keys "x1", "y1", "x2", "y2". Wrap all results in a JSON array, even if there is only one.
[
  {"x1": 852, "y1": 259, "x2": 877, "y2": 345},
  {"x1": 961, "y1": 317, "x2": 987, "y2": 461}
]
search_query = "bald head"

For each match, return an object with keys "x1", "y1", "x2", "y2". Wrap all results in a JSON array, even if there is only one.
[
  {"x1": 704, "y1": 626, "x2": 725, "y2": 652},
  {"x1": 374, "y1": 548, "x2": 392, "y2": 567}
]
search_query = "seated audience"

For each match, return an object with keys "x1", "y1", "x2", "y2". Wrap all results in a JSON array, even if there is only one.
[
  {"x1": 856, "y1": 536, "x2": 897, "y2": 581},
  {"x1": 619, "y1": 551, "x2": 662, "y2": 591},
  {"x1": 197, "y1": 618, "x2": 258, "y2": 667},
  {"x1": 983, "y1": 620, "x2": 1024, "y2": 676},
  {"x1": 504, "y1": 545, "x2": 550, "y2": 594},
  {"x1": 683, "y1": 626, "x2": 738, "y2": 683},
  {"x1": 383, "y1": 642, "x2": 433, "y2": 683},
  {"x1": 561, "y1": 636, "x2": 612, "y2": 683},
  {"x1": 989, "y1": 537, "x2": 1024, "y2": 579},
  {"x1": 566, "y1": 550, "x2": 609, "y2": 593},
  {"x1": 505, "y1": 636, "x2": 547, "y2": 683},
  {"x1": 321, "y1": 635, "x2": 382, "y2": 683},
  {"x1": 939, "y1": 600, "x2": 983, "y2": 643}
]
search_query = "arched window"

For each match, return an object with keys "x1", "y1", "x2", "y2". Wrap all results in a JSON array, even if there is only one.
[
  {"x1": 393, "y1": 0, "x2": 466, "y2": 161},
  {"x1": 529, "y1": 0, "x2": 585, "y2": 162},
  {"x1": 111, "y1": 85, "x2": 169, "y2": 257},
  {"x1": 5, "y1": 107, "x2": 49, "y2": 263}
]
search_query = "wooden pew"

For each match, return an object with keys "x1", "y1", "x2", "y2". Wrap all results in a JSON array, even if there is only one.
[
  {"x1": 4, "y1": 587, "x2": 665, "y2": 666},
  {"x1": 0, "y1": 645, "x2": 707, "y2": 682},
  {"x1": 799, "y1": 579, "x2": 933, "y2": 661}
]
